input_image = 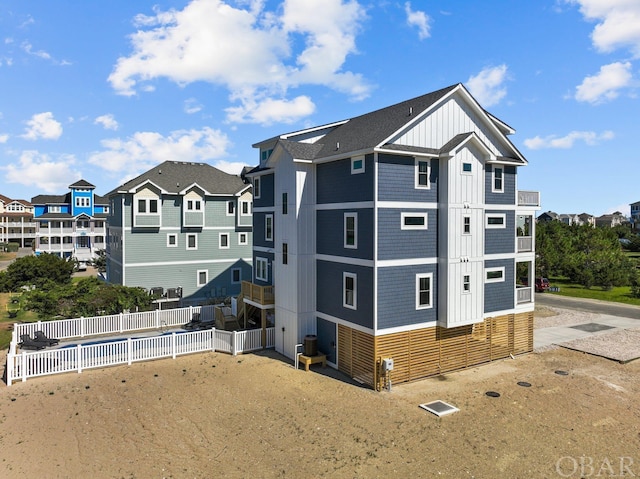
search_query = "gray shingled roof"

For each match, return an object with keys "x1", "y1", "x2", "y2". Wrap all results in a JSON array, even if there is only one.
[
  {"x1": 31, "y1": 193, "x2": 70, "y2": 204},
  {"x1": 108, "y1": 161, "x2": 249, "y2": 197},
  {"x1": 69, "y1": 179, "x2": 95, "y2": 189}
]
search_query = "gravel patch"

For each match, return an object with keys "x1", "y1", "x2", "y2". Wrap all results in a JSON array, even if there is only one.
[{"x1": 560, "y1": 328, "x2": 640, "y2": 363}]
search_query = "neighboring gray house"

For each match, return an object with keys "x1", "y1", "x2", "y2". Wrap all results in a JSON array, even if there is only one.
[
  {"x1": 537, "y1": 211, "x2": 558, "y2": 222},
  {"x1": 577, "y1": 213, "x2": 596, "y2": 227},
  {"x1": 595, "y1": 212, "x2": 626, "y2": 228},
  {"x1": 106, "y1": 161, "x2": 253, "y2": 303},
  {"x1": 244, "y1": 83, "x2": 539, "y2": 390}
]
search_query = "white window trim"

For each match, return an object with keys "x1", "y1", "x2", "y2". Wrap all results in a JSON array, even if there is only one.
[
  {"x1": 256, "y1": 257, "x2": 268, "y2": 282},
  {"x1": 240, "y1": 200, "x2": 252, "y2": 216},
  {"x1": 253, "y1": 177, "x2": 261, "y2": 199},
  {"x1": 167, "y1": 233, "x2": 177, "y2": 247},
  {"x1": 401, "y1": 212, "x2": 428, "y2": 230},
  {"x1": 486, "y1": 213, "x2": 506, "y2": 229},
  {"x1": 492, "y1": 166, "x2": 504, "y2": 193},
  {"x1": 197, "y1": 269, "x2": 208, "y2": 287},
  {"x1": 344, "y1": 213, "x2": 358, "y2": 249},
  {"x1": 219, "y1": 232, "x2": 230, "y2": 249},
  {"x1": 186, "y1": 199, "x2": 202, "y2": 212},
  {"x1": 238, "y1": 232, "x2": 248, "y2": 245},
  {"x1": 463, "y1": 216, "x2": 471, "y2": 235},
  {"x1": 485, "y1": 267, "x2": 506, "y2": 283},
  {"x1": 415, "y1": 159, "x2": 430, "y2": 189},
  {"x1": 136, "y1": 198, "x2": 160, "y2": 215},
  {"x1": 265, "y1": 214, "x2": 273, "y2": 242},
  {"x1": 351, "y1": 155, "x2": 365, "y2": 174},
  {"x1": 463, "y1": 274, "x2": 471, "y2": 293},
  {"x1": 226, "y1": 201, "x2": 235, "y2": 216},
  {"x1": 462, "y1": 162, "x2": 473, "y2": 174},
  {"x1": 186, "y1": 233, "x2": 198, "y2": 250},
  {"x1": 416, "y1": 273, "x2": 433, "y2": 310},
  {"x1": 231, "y1": 268, "x2": 241, "y2": 284},
  {"x1": 343, "y1": 272, "x2": 357, "y2": 310}
]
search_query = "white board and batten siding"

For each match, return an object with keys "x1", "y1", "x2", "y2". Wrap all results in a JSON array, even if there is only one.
[
  {"x1": 273, "y1": 156, "x2": 317, "y2": 358},
  {"x1": 439, "y1": 142, "x2": 486, "y2": 328}
]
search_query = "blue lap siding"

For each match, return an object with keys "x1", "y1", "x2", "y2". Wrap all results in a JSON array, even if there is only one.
[
  {"x1": 485, "y1": 165, "x2": 516, "y2": 205},
  {"x1": 377, "y1": 208, "x2": 438, "y2": 260},
  {"x1": 317, "y1": 155, "x2": 374, "y2": 204},
  {"x1": 484, "y1": 259, "x2": 515, "y2": 313},
  {"x1": 316, "y1": 209, "x2": 374, "y2": 260},
  {"x1": 377, "y1": 154, "x2": 438, "y2": 203},
  {"x1": 485, "y1": 210, "x2": 515, "y2": 254}
]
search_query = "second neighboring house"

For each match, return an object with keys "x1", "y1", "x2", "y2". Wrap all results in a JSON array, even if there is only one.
[
  {"x1": 31, "y1": 180, "x2": 109, "y2": 261},
  {"x1": 631, "y1": 201, "x2": 640, "y2": 231},
  {"x1": 0, "y1": 195, "x2": 36, "y2": 247},
  {"x1": 106, "y1": 161, "x2": 253, "y2": 303}
]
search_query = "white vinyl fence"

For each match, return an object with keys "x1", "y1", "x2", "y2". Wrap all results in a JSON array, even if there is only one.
[{"x1": 6, "y1": 306, "x2": 275, "y2": 386}]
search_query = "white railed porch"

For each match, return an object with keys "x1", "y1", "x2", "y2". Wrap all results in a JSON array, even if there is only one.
[
  {"x1": 7, "y1": 305, "x2": 275, "y2": 386},
  {"x1": 517, "y1": 286, "x2": 532, "y2": 304}
]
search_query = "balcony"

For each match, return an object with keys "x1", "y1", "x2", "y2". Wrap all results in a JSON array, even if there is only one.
[
  {"x1": 517, "y1": 190, "x2": 540, "y2": 207},
  {"x1": 517, "y1": 236, "x2": 533, "y2": 253},
  {"x1": 241, "y1": 281, "x2": 274, "y2": 305}
]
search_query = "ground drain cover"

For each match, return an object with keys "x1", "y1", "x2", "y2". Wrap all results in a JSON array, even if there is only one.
[
  {"x1": 419, "y1": 400, "x2": 459, "y2": 417},
  {"x1": 485, "y1": 391, "x2": 501, "y2": 398},
  {"x1": 517, "y1": 381, "x2": 531, "y2": 387},
  {"x1": 569, "y1": 323, "x2": 615, "y2": 333},
  {"x1": 555, "y1": 370, "x2": 569, "y2": 376}
]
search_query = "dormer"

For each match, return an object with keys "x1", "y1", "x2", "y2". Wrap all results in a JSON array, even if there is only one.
[
  {"x1": 182, "y1": 188, "x2": 205, "y2": 228},
  {"x1": 133, "y1": 185, "x2": 162, "y2": 228}
]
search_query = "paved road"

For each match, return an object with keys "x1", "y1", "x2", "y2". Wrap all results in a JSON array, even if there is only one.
[{"x1": 536, "y1": 293, "x2": 640, "y2": 320}]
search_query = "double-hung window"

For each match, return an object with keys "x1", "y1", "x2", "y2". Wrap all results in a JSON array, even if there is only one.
[
  {"x1": 265, "y1": 214, "x2": 273, "y2": 242},
  {"x1": 256, "y1": 257, "x2": 268, "y2": 282},
  {"x1": 493, "y1": 166, "x2": 504, "y2": 192},
  {"x1": 254, "y1": 178, "x2": 261, "y2": 199},
  {"x1": 343, "y1": 273, "x2": 357, "y2": 309},
  {"x1": 344, "y1": 213, "x2": 357, "y2": 248},
  {"x1": 138, "y1": 198, "x2": 158, "y2": 214},
  {"x1": 197, "y1": 270, "x2": 208, "y2": 287},
  {"x1": 219, "y1": 233, "x2": 229, "y2": 249},
  {"x1": 415, "y1": 159, "x2": 430, "y2": 188},
  {"x1": 187, "y1": 233, "x2": 197, "y2": 250},
  {"x1": 416, "y1": 273, "x2": 433, "y2": 309}
]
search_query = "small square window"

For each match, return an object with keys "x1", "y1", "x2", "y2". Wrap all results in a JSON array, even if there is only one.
[
  {"x1": 463, "y1": 163, "x2": 472, "y2": 172},
  {"x1": 401, "y1": 212, "x2": 428, "y2": 230},
  {"x1": 197, "y1": 270, "x2": 208, "y2": 286},
  {"x1": 231, "y1": 268, "x2": 241, "y2": 284},
  {"x1": 238, "y1": 232, "x2": 248, "y2": 245},
  {"x1": 351, "y1": 155, "x2": 365, "y2": 174},
  {"x1": 167, "y1": 234, "x2": 177, "y2": 247}
]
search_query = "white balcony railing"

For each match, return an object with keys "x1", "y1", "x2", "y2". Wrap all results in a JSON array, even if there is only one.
[
  {"x1": 516, "y1": 286, "x2": 532, "y2": 304},
  {"x1": 517, "y1": 191, "x2": 540, "y2": 207},
  {"x1": 517, "y1": 236, "x2": 533, "y2": 252}
]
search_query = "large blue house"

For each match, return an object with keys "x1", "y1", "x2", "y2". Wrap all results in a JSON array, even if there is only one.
[
  {"x1": 32, "y1": 180, "x2": 109, "y2": 261},
  {"x1": 244, "y1": 83, "x2": 540, "y2": 389}
]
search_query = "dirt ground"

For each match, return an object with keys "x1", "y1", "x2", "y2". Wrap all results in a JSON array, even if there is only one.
[{"x1": 1, "y1": 307, "x2": 639, "y2": 479}]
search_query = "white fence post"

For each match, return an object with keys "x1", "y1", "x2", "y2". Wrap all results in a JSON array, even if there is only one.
[
  {"x1": 232, "y1": 331, "x2": 238, "y2": 356},
  {"x1": 80, "y1": 317, "x2": 85, "y2": 337},
  {"x1": 77, "y1": 345, "x2": 83, "y2": 373},
  {"x1": 211, "y1": 328, "x2": 216, "y2": 352},
  {"x1": 172, "y1": 332, "x2": 177, "y2": 359},
  {"x1": 127, "y1": 337, "x2": 132, "y2": 365},
  {"x1": 21, "y1": 352, "x2": 27, "y2": 382},
  {"x1": 155, "y1": 309, "x2": 160, "y2": 329},
  {"x1": 120, "y1": 312, "x2": 124, "y2": 333},
  {"x1": 6, "y1": 352, "x2": 13, "y2": 386}
]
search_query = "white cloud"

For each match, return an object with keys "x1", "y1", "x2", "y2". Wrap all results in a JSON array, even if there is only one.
[
  {"x1": 108, "y1": 0, "x2": 370, "y2": 124},
  {"x1": 574, "y1": 61, "x2": 633, "y2": 103},
  {"x1": 1, "y1": 150, "x2": 81, "y2": 193},
  {"x1": 523, "y1": 130, "x2": 614, "y2": 149},
  {"x1": 0, "y1": 134, "x2": 8, "y2": 143},
  {"x1": 211, "y1": 159, "x2": 250, "y2": 175},
  {"x1": 225, "y1": 94, "x2": 315, "y2": 124},
  {"x1": 87, "y1": 126, "x2": 233, "y2": 178},
  {"x1": 94, "y1": 114, "x2": 119, "y2": 130},
  {"x1": 466, "y1": 65, "x2": 509, "y2": 107},
  {"x1": 568, "y1": 0, "x2": 640, "y2": 57},
  {"x1": 184, "y1": 98, "x2": 202, "y2": 114},
  {"x1": 404, "y1": 2, "x2": 431, "y2": 40},
  {"x1": 21, "y1": 112, "x2": 63, "y2": 140},
  {"x1": 21, "y1": 41, "x2": 51, "y2": 60}
]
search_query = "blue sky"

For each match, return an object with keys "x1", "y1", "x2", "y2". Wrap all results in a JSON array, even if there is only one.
[{"x1": 1, "y1": 0, "x2": 638, "y2": 216}]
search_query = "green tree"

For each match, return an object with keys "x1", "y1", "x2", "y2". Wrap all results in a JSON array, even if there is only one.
[
  {"x1": 1, "y1": 253, "x2": 75, "y2": 292},
  {"x1": 92, "y1": 249, "x2": 107, "y2": 273}
]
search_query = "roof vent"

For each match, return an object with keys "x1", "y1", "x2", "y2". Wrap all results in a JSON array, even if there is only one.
[
  {"x1": 409, "y1": 106, "x2": 413, "y2": 116},
  {"x1": 336, "y1": 142, "x2": 340, "y2": 150},
  {"x1": 158, "y1": 169, "x2": 162, "y2": 174}
]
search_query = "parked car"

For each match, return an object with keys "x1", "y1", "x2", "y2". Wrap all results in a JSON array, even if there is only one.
[{"x1": 535, "y1": 277, "x2": 550, "y2": 292}]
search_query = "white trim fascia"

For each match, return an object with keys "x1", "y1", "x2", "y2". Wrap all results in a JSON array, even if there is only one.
[
  {"x1": 374, "y1": 147, "x2": 438, "y2": 158},
  {"x1": 315, "y1": 201, "x2": 374, "y2": 210},
  {"x1": 125, "y1": 179, "x2": 168, "y2": 195},
  {"x1": 126, "y1": 257, "x2": 252, "y2": 268},
  {"x1": 179, "y1": 183, "x2": 210, "y2": 196},
  {"x1": 377, "y1": 201, "x2": 438, "y2": 209},
  {"x1": 484, "y1": 204, "x2": 517, "y2": 211},
  {"x1": 484, "y1": 304, "x2": 534, "y2": 319},
  {"x1": 376, "y1": 321, "x2": 437, "y2": 335},
  {"x1": 484, "y1": 253, "x2": 517, "y2": 261},
  {"x1": 315, "y1": 311, "x2": 375, "y2": 336},
  {"x1": 316, "y1": 254, "x2": 373, "y2": 267},
  {"x1": 292, "y1": 158, "x2": 313, "y2": 164},
  {"x1": 253, "y1": 246, "x2": 275, "y2": 254},
  {"x1": 514, "y1": 303, "x2": 535, "y2": 314},
  {"x1": 377, "y1": 257, "x2": 438, "y2": 267},
  {"x1": 279, "y1": 119, "x2": 349, "y2": 141}
]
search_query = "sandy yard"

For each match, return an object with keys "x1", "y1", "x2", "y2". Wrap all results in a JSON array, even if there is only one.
[{"x1": 1, "y1": 307, "x2": 639, "y2": 479}]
